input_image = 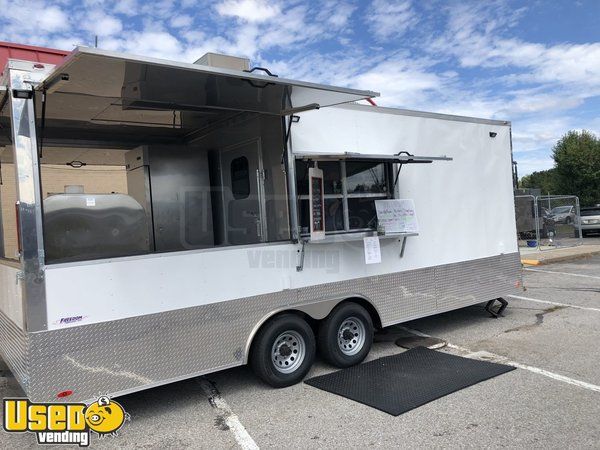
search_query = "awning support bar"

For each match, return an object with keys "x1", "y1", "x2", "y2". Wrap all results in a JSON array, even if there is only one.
[{"x1": 294, "y1": 152, "x2": 452, "y2": 163}]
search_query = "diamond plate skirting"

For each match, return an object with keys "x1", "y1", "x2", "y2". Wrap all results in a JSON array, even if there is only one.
[
  {"x1": 0, "y1": 309, "x2": 29, "y2": 390},
  {"x1": 0, "y1": 252, "x2": 520, "y2": 402}
]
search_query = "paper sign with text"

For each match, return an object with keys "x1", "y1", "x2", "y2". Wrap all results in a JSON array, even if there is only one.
[{"x1": 363, "y1": 236, "x2": 381, "y2": 264}]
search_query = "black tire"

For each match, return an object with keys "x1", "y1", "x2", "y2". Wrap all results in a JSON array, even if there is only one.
[
  {"x1": 565, "y1": 216, "x2": 572, "y2": 225},
  {"x1": 318, "y1": 302, "x2": 374, "y2": 368},
  {"x1": 250, "y1": 314, "x2": 316, "y2": 388}
]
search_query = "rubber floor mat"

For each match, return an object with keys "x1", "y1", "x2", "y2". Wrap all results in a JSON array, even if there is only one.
[{"x1": 305, "y1": 346, "x2": 516, "y2": 416}]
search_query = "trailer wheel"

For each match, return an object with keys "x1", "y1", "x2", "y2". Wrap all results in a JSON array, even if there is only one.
[
  {"x1": 250, "y1": 314, "x2": 316, "y2": 388},
  {"x1": 318, "y1": 302, "x2": 373, "y2": 368}
]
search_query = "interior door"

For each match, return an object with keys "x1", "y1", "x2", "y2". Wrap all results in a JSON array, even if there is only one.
[{"x1": 220, "y1": 139, "x2": 265, "y2": 245}]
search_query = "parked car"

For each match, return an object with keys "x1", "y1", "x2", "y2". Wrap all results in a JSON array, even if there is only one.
[
  {"x1": 577, "y1": 206, "x2": 600, "y2": 236},
  {"x1": 549, "y1": 205, "x2": 577, "y2": 224}
]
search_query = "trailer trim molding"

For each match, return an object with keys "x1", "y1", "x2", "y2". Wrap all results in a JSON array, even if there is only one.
[{"x1": 8, "y1": 64, "x2": 53, "y2": 332}]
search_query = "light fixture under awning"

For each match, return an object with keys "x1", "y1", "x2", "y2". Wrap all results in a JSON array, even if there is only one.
[
  {"x1": 294, "y1": 151, "x2": 453, "y2": 163},
  {"x1": 39, "y1": 47, "x2": 379, "y2": 117}
]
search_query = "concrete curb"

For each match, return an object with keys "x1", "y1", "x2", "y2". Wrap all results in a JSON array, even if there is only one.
[{"x1": 521, "y1": 246, "x2": 600, "y2": 266}]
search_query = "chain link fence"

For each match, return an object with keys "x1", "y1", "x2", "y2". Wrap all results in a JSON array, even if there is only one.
[
  {"x1": 515, "y1": 195, "x2": 538, "y2": 249},
  {"x1": 515, "y1": 195, "x2": 582, "y2": 250}
]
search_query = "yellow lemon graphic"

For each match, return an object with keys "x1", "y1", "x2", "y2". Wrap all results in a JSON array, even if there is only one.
[{"x1": 84, "y1": 396, "x2": 126, "y2": 434}]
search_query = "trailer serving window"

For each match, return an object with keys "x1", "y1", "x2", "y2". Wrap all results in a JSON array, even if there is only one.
[
  {"x1": 22, "y1": 47, "x2": 377, "y2": 264},
  {"x1": 293, "y1": 153, "x2": 452, "y2": 241},
  {"x1": 296, "y1": 160, "x2": 393, "y2": 234}
]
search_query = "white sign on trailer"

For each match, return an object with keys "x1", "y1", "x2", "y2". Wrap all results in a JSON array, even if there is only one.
[
  {"x1": 375, "y1": 199, "x2": 419, "y2": 234},
  {"x1": 363, "y1": 236, "x2": 381, "y2": 264}
]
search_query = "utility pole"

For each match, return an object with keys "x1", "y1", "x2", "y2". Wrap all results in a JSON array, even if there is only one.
[{"x1": 94, "y1": 35, "x2": 98, "y2": 48}]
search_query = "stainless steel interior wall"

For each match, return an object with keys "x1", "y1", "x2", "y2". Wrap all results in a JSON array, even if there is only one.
[{"x1": 126, "y1": 145, "x2": 214, "y2": 251}]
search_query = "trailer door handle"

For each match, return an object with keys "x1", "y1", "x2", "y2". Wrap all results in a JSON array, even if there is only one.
[{"x1": 255, "y1": 217, "x2": 262, "y2": 238}]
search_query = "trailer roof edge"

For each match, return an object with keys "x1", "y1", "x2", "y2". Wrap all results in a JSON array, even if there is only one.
[{"x1": 345, "y1": 102, "x2": 511, "y2": 127}]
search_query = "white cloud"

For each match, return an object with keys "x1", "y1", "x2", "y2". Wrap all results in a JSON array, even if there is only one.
[
  {"x1": 0, "y1": 1, "x2": 70, "y2": 40},
  {"x1": 113, "y1": 0, "x2": 138, "y2": 16},
  {"x1": 431, "y1": 2, "x2": 600, "y2": 91},
  {"x1": 512, "y1": 117, "x2": 572, "y2": 153},
  {"x1": 215, "y1": 0, "x2": 281, "y2": 23},
  {"x1": 258, "y1": 5, "x2": 321, "y2": 51},
  {"x1": 38, "y1": 6, "x2": 70, "y2": 32},
  {"x1": 351, "y1": 59, "x2": 447, "y2": 107},
  {"x1": 139, "y1": 0, "x2": 176, "y2": 18},
  {"x1": 81, "y1": 11, "x2": 123, "y2": 37},
  {"x1": 170, "y1": 15, "x2": 193, "y2": 28},
  {"x1": 367, "y1": 0, "x2": 417, "y2": 40},
  {"x1": 317, "y1": 0, "x2": 356, "y2": 28},
  {"x1": 120, "y1": 31, "x2": 185, "y2": 60}
]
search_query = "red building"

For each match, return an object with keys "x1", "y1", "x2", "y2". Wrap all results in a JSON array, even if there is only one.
[{"x1": 0, "y1": 41, "x2": 68, "y2": 73}]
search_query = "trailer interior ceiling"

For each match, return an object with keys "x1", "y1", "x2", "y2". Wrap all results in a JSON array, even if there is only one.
[{"x1": 0, "y1": 48, "x2": 378, "y2": 264}]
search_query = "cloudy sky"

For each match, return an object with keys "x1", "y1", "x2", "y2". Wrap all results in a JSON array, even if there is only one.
[{"x1": 0, "y1": 0, "x2": 599, "y2": 176}]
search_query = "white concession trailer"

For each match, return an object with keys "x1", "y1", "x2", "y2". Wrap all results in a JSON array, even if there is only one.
[{"x1": 0, "y1": 48, "x2": 520, "y2": 402}]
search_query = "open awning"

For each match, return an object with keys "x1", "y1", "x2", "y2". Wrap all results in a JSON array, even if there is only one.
[{"x1": 40, "y1": 47, "x2": 379, "y2": 118}]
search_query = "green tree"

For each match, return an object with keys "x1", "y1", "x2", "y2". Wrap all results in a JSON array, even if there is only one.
[
  {"x1": 521, "y1": 168, "x2": 557, "y2": 194},
  {"x1": 552, "y1": 130, "x2": 600, "y2": 207}
]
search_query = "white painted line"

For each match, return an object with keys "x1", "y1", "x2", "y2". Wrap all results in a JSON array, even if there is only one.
[
  {"x1": 524, "y1": 267, "x2": 600, "y2": 281},
  {"x1": 198, "y1": 378, "x2": 259, "y2": 450},
  {"x1": 508, "y1": 294, "x2": 600, "y2": 313},
  {"x1": 463, "y1": 350, "x2": 600, "y2": 393},
  {"x1": 399, "y1": 326, "x2": 600, "y2": 394}
]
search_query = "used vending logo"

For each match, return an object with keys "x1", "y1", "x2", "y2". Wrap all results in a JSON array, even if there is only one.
[{"x1": 3, "y1": 395, "x2": 129, "y2": 446}]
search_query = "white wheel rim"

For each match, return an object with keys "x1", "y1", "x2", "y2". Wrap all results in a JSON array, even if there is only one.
[
  {"x1": 271, "y1": 331, "x2": 306, "y2": 374},
  {"x1": 337, "y1": 316, "x2": 366, "y2": 356}
]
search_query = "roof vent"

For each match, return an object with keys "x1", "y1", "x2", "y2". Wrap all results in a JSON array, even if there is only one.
[{"x1": 194, "y1": 52, "x2": 250, "y2": 71}]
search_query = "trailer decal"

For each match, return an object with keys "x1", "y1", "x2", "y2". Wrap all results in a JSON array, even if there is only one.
[{"x1": 58, "y1": 316, "x2": 85, "y2": 325}]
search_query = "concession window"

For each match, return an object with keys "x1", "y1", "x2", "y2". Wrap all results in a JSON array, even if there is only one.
[
  {"x1": 293, "y1": 152, "x2": 452, "y2": 241},
  {"x1": 292, "y1": 151, "x2": 452, "y2": 269}
]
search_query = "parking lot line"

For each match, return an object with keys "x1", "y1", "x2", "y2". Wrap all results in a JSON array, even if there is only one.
[
  {"x1": 523, "y1": 268, "x2": 600, "y2": 281},
  {"x1": 459, "y1": 349, "x2": 600, "y2": 393},
  {"x1": 508, "y1": 294, "x2": 600, "y2": 313},
  {"x1": 398, "y1": 326, "x2": 600, "y2": 394},
  {"x1": 198, "y1": 378, "x2": 259, "y2": 450}
]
